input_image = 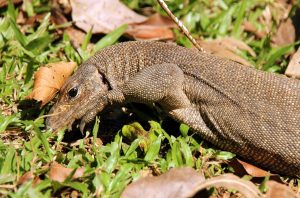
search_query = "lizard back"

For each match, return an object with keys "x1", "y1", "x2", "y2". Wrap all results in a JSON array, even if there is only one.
[{"x1": 86, "y1": 41, "x2": 300, "y2": 177}]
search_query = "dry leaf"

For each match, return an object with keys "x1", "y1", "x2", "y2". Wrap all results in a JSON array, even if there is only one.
[
  {"x1": 228, "y1": 159, "x2": 283, "y2": 182},
  {"x1": 17, "y1": 171, "x2": 41, "y2": 187},
  {"x1": 270, "y1": 0, "x2": 292, "y2": 24},
  {"x1": 0, "y1": 0, "x2": 22, "y2": 8},
  {"x1": 265, "y1": 181, "x2": 299, "y2": 198},
  {"x1": 27, "y1": 61, "x2": 77, "y2": 106},
  {"x1": 235, "y1": 159, "x2": 271, "y2": 177},
  {"x1": 51, "y1": 8, "x2": 68, "y2": 25},
  {"x1": 243, "y1": 21, "x2": 267, "y2": 39},
  {"x1": 260, "y1": 5, "x2": 272, "y2": 33},
  {"x1": 186, "y1": 174, "x2": 262, "y2": 198},
  {"x1": 198, "y1": 38, "x2": 254, "y2": 66},
  {"x1": 70, "y1": 0, "x2": 146, "y2": 34},
  {"x1": 122, "y1": 169, "x2": 263, "y2": 198},
  {"x1": 243, "y1": 1, "x2": 293, "y2": 41},
  {"x1": 139, "y1": 168, "x2": 154, "y2": 178},
  {"x1": 272, "y1": 18, "x2": 295, "y2": 47},
  {"x1": 126, "y1": 14, "x2": 175, "y2": 40},
  {"x1": 48, "y1": 162, "x2": 85, "y2": 183},
  {"x1": 219, "y1": 37, "x2": 256, "y2": 57},
  {"x1": 285, "y1": 47, "x2": 300, "y2": 78},
  {"x1": 121, "y1": 167, "x2": 205, "y2": 198},
  {"x1": 65, "y1": 27, "x2": 86, "y2": 48},
  {"x1": 17, "y1": 13, "x2": 47, "y2": 32},
  {"x1": 17, "y1": 172, "x2": 34, "y2": 185},
  {"x1": 57, "y1": 0, "x2": 72, "y2": 15}
]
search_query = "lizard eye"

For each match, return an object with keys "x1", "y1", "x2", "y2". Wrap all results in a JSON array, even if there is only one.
[{"x1": 68, "y1": 87, "x2": 78, "y2": 98}]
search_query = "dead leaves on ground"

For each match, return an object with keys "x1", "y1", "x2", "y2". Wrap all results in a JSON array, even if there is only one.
[
  {"x1": 121, "y1": 167, "x2": 298, "y2": 198},
  {"x1": 265, "y1": 181, "x2": 299, "y2": 198},
  {"x1": 70, "y1": 0, "x2": 175, "y2": 41},
  {"x1": 121, "y1": 168, "x2": 206, "y2": 198},
  {"x1": 126, "y1": 14, "x2": 176, "y2": 41},
  {"x1": 15, "y1": 166, "x2": 299, "y2": 198},
  {"x1": 27, "y1": 62, "x2": 77, "y2": 106},
  {"x1": 229, "y1": 159, "x2": 273, "y2": 178},
  {"x1": 199, "y1": 37, "x2": 256, "y2": 66},
  {"x1": 242, "y1": 1, "x2": 296, "y2": 47},
  {"x1": 48, "y1": 163, "x2": 85, "y2": 183},
  {"x1": 285, "y1": 47, "x2": 300, "y2": 79},
  {"x1": 70, "y1": 0, "x2": 146, "y2": 34},
  {"x1": 17, "y1": 163, "x2": 85, "y2": 186},
  {"x1": 5, "y1": 1, "x2": 300, "y2": 196},
  {"x1": 0, "y1": 0, "x2": 22, "y2": 8},
  {"x1": 272, "y1": 18, "x2": 296, "y2": 47}
]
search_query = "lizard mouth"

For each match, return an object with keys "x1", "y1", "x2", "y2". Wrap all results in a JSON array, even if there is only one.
[
  {"x1": 46, "y1": 114, "x2": 76, "y2": 132},
  {"x1": 45, "y1": 105, "x2": 79, "y2": 132}
]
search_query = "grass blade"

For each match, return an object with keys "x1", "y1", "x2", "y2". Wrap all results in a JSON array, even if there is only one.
[{"x1": 94, "y1": 24, "x2": 128, "y2": 52}]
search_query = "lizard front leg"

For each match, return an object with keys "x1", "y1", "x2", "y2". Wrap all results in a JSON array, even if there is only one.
[
  {"x1": 121, "y1": 63, "x2": 214, "y2": 139},
  {"x1": 81, "y1": 63, "x2": 214, "y2": 140}
]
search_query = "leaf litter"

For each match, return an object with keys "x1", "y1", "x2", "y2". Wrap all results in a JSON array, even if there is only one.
[
  {"x1": 70, "y1": 0, "x2": 175, "y2": 40},
  {"x1": 0, "y1": 0, "x2": 299, "y2": 197},
  {"x1": 122, "y1": 168, "x2": 299, "y2": 198},
  {"x1": 285, "y1": 46, "x2": 300, "y2": 78},
  {"x1": 198, "y1": 37, "x2": 255, "y2": 66},
  {"x1": 70, "y1": 0, "x2": 147, "y2": 34},
  {"x1": 27, "y1": 62, "x2": 77, "y2": 106}
]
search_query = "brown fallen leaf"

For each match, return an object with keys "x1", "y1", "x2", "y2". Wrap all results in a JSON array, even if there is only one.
[
  {"x1": 228, "y1": 159, "x2": 283, "y2": 184},
  {"x1": 243, "y1": 1, "x2": 293, "y2": 41},
  {"x1": 57, "y1": 0, "x2": 72, "y2": 15},
  {"x1": 186, "y1": 174, "x2": 262, "y2": 198},
  {"x1": 198, "y1": 38, "x2": 254, "y2": 66},
  {"x1": 121, "y1": 167, "x2": 205, "y2": 198},
  {"x1": 285, "y1": 47, "x2": 300, "y2": 79},
  {"x1": 260, "y1": 5, "x2": 272, "y2": 33},
  {"x1": 17, "y1": 12, "x2": 47, "y2": 33},
  {"x1": 27, "y1": 61, "x2": 77, "y2": 106},
  {"x1": 139, "y1": 168, "x2": 154, "y2": 178},
  {"x1": 265, "y1": 181, "x2": 299, "y2": 198},
  {"x1": 235, "y1": 159, "x2": 272, "y2": 177},
  {"x1": 122, "y1": 168, "x2": 263, "y2": 198},
  {"x1": 17, "y1": 172, "x2": 34, "y2": 186},
  {"x1": 48, "y1": 162, "x2": 85, "y2": 183},
  {"x1": 243, "y1": 21, "x2": 267, "y2": 39},
  {"x1": 70, "y1": 0, "x2": 146, "y2": 34},
  {"x1": 51, "y1": 7, "x2": 68, "y2": 26},
  {"x1": 65, "y1": 27, "x2": 86, "y2": 48},
  {"x1": 272, "y1": 18, "x2": 295, "y2": 47},
  {"x1": 0, "y1": 0, "x2": 22, "y2": 8},
  {"x1": 218, "y1": 37, "x2": 256, "y2": 57},
  {"x1": 126, "y1": 13, "x2": 175, "y2": 40},
  {"x1": 270, "y1": 0, "x2": 292, "y2": 24},
  {"x1": 17, "y1": 171, "x2": 41, "y2": 187}
]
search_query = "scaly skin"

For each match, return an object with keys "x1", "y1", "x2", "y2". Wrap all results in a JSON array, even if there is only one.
[{"x1": 46, "y1": 41, "x2": 300, "y2": 177}]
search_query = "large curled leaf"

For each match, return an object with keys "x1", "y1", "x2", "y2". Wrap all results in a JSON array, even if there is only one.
[{"x1": 121, "y1": 168, "x2": 205, "y2": 198}]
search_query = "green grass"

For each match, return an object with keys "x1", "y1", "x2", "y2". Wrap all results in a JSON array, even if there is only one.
[{"x1": 0, "y1": 0, "x2": 299, "y2": 197}]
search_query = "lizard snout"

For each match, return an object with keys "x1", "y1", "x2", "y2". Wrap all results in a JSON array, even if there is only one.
[{"x1": 45, "y1": 116, "x2": 60, "y2": 132}]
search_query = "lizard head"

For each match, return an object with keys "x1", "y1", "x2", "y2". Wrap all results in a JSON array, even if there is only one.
[{"x1": 46, "y1": 64, "x2": 110, "y2": 132}]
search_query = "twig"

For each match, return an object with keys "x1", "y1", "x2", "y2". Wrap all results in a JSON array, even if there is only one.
[
  {"x1": 0, "y1": 184, "x2": 15, "y2": 189},
  {"x1": 157, "y1": 0, "x2": 205, "y2": 52}
]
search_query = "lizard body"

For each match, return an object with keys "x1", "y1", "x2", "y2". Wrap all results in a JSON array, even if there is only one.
[{"x1": 46, "y1": 41, "x2": 300, "y2": 177}]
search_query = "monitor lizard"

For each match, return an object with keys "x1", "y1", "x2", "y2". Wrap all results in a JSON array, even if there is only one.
[{"x1": 46, "y1": 41, "x2": 300, "y2": 177}]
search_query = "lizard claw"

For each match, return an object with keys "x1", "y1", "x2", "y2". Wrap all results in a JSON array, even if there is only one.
[
  {"x1": 79, "y1": 108, "x2": 101, "y2": 133},
  {"x1": 79, "y1": 120, "x2": 86, "y2": 134}
]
